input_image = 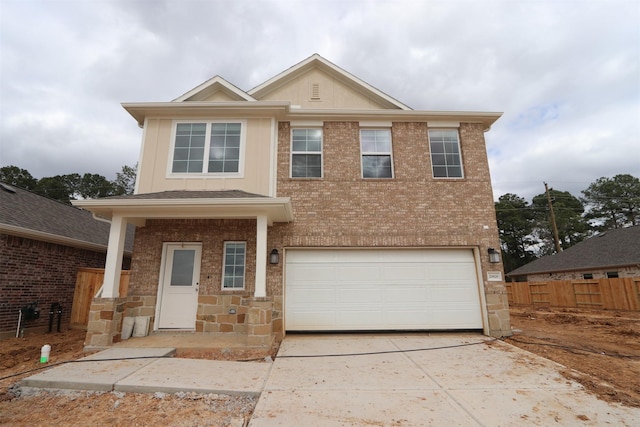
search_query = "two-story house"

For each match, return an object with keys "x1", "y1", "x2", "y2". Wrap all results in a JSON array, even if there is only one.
[{"x1": 75, "y1": 54, "x2": 511, "y2": 349}]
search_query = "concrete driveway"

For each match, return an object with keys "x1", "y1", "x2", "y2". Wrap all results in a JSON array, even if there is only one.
[{"x1": 249, "y1": 333, "x2": 638, "y2": 426}]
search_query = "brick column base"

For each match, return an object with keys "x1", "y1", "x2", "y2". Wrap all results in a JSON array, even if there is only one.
[
  {"x1": 84, "y1": 297, "x2": 127, "y2": 349},
  {"x1": 244, "y1": 297, "x2": 274, "y2": 347}
]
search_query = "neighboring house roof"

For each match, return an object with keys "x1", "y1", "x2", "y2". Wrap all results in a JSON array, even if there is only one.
[
  {"x1": 0, "y1": 182, "x2": 134, "y2": 254},
  {"x1": 73, "y1": 190, "x2": 293, "y2": 226},
  {"x1": 507, "y1": 225, "x2": 640, "y2": 277}
]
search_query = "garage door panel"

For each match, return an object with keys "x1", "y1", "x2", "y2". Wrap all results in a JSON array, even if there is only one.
[
  {"x1": 427, "y1": 263, "x2": 476, "y2": 280},
  {"x1": 381, "y1": 265, "x2": 427, "y2": 281},
  {"x1": 287, "y1": 288, "x2": 336, "y2": 304},
  {"x1": 285, "y1": 249, "x2": 483, "y2": 331},
  {"x1": 338, "y1": 288, "x2": 383, "y2": 303},
  {"x1": 384, "y1": 286, "x2": 430, "y2": 302},
  {"x1": 428, "y1": 286, "x2": 476, "y2": 302},
  {"x1": 336, "y1": 265, "x2": 384, "y2": 281},
  {"x1": 287, "y1": 310, "x2": 336, "y2": 327},
  {"x1": 431, "y1": 309, "x2": 480, "y2": 328},
  {"x1": 287, "y1": 265, "x2": 335, "y2": 281},
  {"x1": 383, "y1": 309, "x2": 431, "y2": 326},
  {"x1": 338, "y1": 310, "x2": 384, "y2": 328}
]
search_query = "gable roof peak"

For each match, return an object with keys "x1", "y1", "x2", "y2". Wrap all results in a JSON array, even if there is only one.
[
  {"x1": 173, "y1": 75, "x2": 255, "y2": 102},
  {"x1": 248, "y1": 53, "x2": 412, "y2": 110}
]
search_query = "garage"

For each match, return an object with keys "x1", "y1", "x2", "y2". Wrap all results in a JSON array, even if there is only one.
[{"x1": 285, "y1": 248, "x2": 484, "y2": 331}]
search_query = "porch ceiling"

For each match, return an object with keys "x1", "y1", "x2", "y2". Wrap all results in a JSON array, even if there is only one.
[{"x1": 73, "y1": 196, "x2": 293, "y2": 226}]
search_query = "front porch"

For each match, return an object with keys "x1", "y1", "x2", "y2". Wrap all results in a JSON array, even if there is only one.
[
  {"x1": 74, "y1": 191, "x2": 293, "y2": 351},
  {"x1": 112, "y1": 331, "x2": 278, "y2": 360},
  {"x1": 84, "y1": 294, "x2": 280, "y2": 351}
]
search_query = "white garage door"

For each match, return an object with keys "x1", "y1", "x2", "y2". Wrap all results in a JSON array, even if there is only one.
[{"x1": 285, "y1": 249, "x2": 483, "y2": 331}]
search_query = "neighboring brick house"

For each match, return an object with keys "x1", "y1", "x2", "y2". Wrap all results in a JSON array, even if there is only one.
[
  {"x1": 74, "y1": 54, "x2": 511, "y2": 349},
  {"x1": 0, "y1": 183, "x2": 133, "y2": 338},
  {"x1": 507, "y1": 225, "x2": 640, "y2": 282}
]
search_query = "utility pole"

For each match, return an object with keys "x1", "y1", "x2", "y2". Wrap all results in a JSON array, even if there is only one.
[{"x1": 544, "y1": 182, "x2": 563, "y2": 253}]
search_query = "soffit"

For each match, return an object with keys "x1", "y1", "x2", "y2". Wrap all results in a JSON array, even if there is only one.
[{"x1": 73, "y1": 191, "x2": 294, "y2": 226}]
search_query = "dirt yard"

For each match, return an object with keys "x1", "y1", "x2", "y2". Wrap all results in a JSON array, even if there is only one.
[
  {"x1": 1, "y1": 307, "x2": 639, "y2": 425},
  {"x1": 506, "y1": 306, "x2": 640, "y2": 408},
  {"x1": 0, "y1": 329, "x2": 268, "y2": 426}
]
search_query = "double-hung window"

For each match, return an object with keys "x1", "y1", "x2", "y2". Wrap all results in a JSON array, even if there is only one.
[
  {"x1": 291, "y1": 129, "x2": 322, "y2": 178},
  {"x1": 171, "y1": 122, "x2": 244, "y2": 175},
  {"x1": 428, "y1": 129, "x2": 463, "y2": 178},
  {"x1": 222, "y1": 242, "x2": 246, "y2": 290},
  {"x1": 360, "y1": 129, "x2": 393, "y2": 178}
]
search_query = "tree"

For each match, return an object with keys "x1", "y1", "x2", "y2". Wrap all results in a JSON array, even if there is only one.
[
  {"x1": 78, "y1": 173, "x2": 115, "y2": 199},
  {"x1": 0, "y1": 165, "x2": 38, "y2": 190},
  {"x1": 581, "y1": 174, "x2": 640, "y2": 229},
  {"x1": 1, "y1": 165, "x2": 137, "y2": 203},
  {"x1": 531, "y1": 188, "x2": 589, "y2": 254},
  {"x1": 34, "y1": 175, "x2": 75, "y2": 204},
  {"x1": 113, "y1": 164, "x2": 137, "y2": 195},
  {"x1": 495, "y1": 193, "x2": 538, "y2": 273}
]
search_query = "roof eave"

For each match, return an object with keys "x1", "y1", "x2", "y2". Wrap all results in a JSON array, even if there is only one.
[
  {"x1": 0, "y1": 223, "x2": 133, "y2": 256},
  {"x1": 122, "y1": 102, "x2": 502, "y2": 130},
  {"x1": 73, "y1": 197, "x2": 294, "y2": 226},
  {"x1": 121, "y1": 101, "x2": 291, "y2": 126}
]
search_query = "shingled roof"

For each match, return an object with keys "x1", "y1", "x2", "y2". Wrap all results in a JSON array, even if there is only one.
[
  {"x1": 0, "y1": 182, "x2": 134, "y2": 252},
  {"x1": 507, "y1": 225, "x2": 640, "y2": 277}
]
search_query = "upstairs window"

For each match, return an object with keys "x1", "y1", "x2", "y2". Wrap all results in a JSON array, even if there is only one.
[
  {"x1": 291, "y1": 129, "x2": 322, "y2": 178},
  {"x1": 428, "y1": 129, "x2": 463, "y2": 178},
  {"x1": 360, "y1": 129, "x2": 393, "y2": 178},
  {"x1": 171, "y1": 122, "x2": 243, "y2": 175}
]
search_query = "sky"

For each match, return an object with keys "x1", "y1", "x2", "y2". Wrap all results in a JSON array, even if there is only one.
[{"x1": 1, "y1": 0, "x2": 638, "y2": 202}]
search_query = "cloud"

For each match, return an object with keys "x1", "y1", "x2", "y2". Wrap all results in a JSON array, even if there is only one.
[{"x1": 0, "y1": 0, "x2": 638, "y2": 199}]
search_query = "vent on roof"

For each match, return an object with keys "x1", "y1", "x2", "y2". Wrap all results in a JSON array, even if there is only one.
[
  {"x1": 310, "y1": 82, "x2": 320, "y2": 100},
  {"x1": 0, "y1": 183, "x2": 16, "y2": 193}
]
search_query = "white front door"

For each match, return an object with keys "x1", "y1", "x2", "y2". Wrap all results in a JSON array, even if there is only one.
[{"x1": 157, "y1": 243, "x2": 201, "y2": 329}]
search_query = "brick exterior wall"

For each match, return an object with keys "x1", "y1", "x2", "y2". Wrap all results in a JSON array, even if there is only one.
[
  {"x1": 270, "y1": 121, "x2": 510, "y2": 337},
  {"x1": 92, "y1": 119, "x2": 511, "y2": 346},
  {"x1": 0, "y1": 234, "x2": 108, "y2": 338}
]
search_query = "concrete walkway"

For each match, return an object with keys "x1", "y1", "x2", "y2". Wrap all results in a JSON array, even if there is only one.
[
  {"x1": 20, "y1": 334, "x2": 639, "y2": 426},
  {"x1": 21, "y1": 347, "x2": 270, "y2": 396}
]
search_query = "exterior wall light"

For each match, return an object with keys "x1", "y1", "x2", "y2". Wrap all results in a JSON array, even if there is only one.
[
  {"x1": 488, "y1": 248, "x2": 500, "y2": 263},
  {"x1": 269, "y1": 249, "x2": 280, "y2": 264}
]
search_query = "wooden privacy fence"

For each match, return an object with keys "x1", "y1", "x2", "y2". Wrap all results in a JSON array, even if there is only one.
[
  {"x1": 70, "y1": 268, "x2": 130, "y2": 328},
  {"x1": 506, "y1": 278, "x2": 640, "y2": 311}
]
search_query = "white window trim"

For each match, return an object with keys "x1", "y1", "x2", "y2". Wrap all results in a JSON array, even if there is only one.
[
  {"x1": 221, "y1": 241, "x2": 247, "y2": 291},
  {"x1": 167, "y1": 119, "x2": 247, "y2": 178},
  {"x1": 290, "y1": 128, "x2": 323, "y2": 179},
  {"x1": 428, "y1": 128, "x2": 465, "y2": 179},
  {"x1": 359, "y1": 128, "x2": 394, "y2": 179}
]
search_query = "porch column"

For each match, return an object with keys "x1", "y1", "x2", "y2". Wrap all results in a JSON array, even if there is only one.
[
  {"x1": 254, "y1": 214, "x2": 268, "y2": 298},
  {"x1": 102, "y1": 214, "x2": 127, "y2": 298}
]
